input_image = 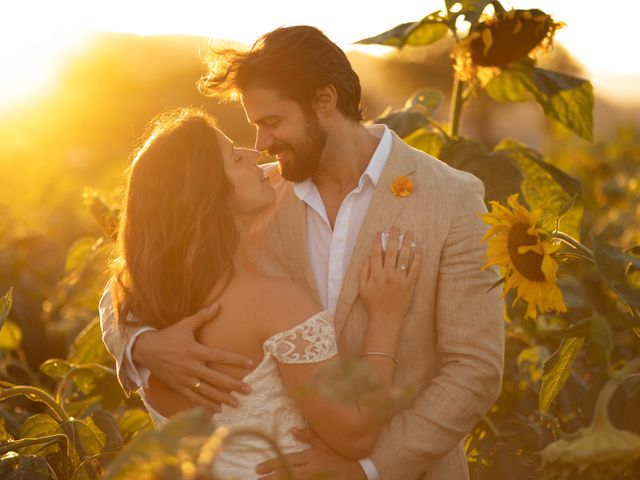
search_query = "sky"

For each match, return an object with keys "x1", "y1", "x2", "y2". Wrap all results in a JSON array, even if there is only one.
[{"x1": 2, "y1": 0, "x2": 639, "y2": 108}]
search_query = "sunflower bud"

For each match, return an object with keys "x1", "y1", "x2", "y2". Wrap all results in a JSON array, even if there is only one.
[
  {"x1": 538, "y1": 358, "x2": 640, "y2": 479},
  {"x1": 467, "y1": 9, "x2": 561, "y2": 67}
]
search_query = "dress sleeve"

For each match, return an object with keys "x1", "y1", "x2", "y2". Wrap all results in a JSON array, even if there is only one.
[{"x1": 263, "y1": 311, "x2": 338, "y2": 364}]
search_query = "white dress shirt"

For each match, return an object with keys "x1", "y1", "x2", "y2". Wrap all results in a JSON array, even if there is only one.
[
  {"x1": 294, "y1": 124, "x2": 391, "y2": 314},
  {"x1": 123, "y1": 124, "x2": 391, "y2": 479},
  {"x1": 293, "y1": 124, "x2": 390, "y2": 480}
]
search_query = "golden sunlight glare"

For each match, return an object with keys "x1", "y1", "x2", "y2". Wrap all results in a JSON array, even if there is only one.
[{"x1": 2, "y1": 0, "x2": 639, "y2": 111}]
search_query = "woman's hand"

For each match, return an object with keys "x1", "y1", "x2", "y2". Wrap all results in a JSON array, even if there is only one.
[
  {"x1": 132, "y1": 303, "x2": 254, "y2": 411},
  {"x1": 358, "y1": 226, "x2": 423, "y2": 325}
]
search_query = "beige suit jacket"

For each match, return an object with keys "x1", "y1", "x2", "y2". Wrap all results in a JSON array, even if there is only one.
[{"x1": 100, "y1": 131, "x2": 504, "y2": 480}]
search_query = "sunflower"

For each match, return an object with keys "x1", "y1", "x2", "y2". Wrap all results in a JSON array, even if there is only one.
[
  {"x1": 454, "y1": 9, "x2": 563, "y2": 85},
  {"x1": 481, "y1": 193, "x2": 566, "y2": 319}
]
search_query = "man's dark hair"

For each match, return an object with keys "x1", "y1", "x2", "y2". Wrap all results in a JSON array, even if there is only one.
[{"x1": 199, "y1": 26, "x2": 363, "y2": 122}]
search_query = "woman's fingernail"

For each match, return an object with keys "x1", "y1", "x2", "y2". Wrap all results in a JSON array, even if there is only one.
[{"x1": 241, "y1": 385, "x2": 251, "y2": 394}]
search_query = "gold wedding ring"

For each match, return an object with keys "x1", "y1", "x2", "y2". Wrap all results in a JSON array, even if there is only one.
[{"x1": 192, "y1": 380, "x2": 202, "y2": 391}]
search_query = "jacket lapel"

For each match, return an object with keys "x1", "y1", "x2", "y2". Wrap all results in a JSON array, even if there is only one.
[
  {"x1": 276, "y1": 183, "x2": 323, "y2": 306},
  {"x1": 333, "y1": 133, "x2": 417, "y2": 339}
]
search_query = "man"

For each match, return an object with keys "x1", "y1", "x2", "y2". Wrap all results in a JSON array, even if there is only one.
[{"x1": 100, "y1": 25, "x2": 504, "y2": 479}]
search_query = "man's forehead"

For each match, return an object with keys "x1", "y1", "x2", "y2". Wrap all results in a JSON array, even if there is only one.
[{"x1": 241, "y1": 87, "x2": 297, "y2": 121}]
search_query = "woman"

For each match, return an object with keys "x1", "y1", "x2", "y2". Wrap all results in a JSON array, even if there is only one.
[{"x1": 112, "y1": 107, "x2": 422, "y2": 477}]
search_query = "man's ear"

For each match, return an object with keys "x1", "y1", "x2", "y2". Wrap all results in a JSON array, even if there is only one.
[{"x1": 313, "y1": 85, "x2": 338, "y2": 114}]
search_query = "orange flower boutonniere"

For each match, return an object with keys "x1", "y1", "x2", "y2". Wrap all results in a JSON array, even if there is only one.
[{"x1": 390, "y1": 175, "x2": 414, "y2": 197}]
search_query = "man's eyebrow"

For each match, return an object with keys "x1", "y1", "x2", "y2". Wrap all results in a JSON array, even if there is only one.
[{"x1": 254, "y1": 115, "x2": 280, "y2": 126}]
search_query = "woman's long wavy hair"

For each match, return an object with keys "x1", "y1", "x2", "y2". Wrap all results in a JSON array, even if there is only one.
[{"x1": 112, "y1": 107, "x2": 238, "y2": 329}]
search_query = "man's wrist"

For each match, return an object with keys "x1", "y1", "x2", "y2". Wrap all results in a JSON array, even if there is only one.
[
  {"x1": 131, "y1": 328, "x2": 155, "y2": 366},
  {"x1": 126, "y1": 327, "x2": 156, "y2": 389}
]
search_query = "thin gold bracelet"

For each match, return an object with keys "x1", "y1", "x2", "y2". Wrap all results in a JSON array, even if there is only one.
[{"x1": 360, "y1": 352, "x2": 398, "y2": 366}]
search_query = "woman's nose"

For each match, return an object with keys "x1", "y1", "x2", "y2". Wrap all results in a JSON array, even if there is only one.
[{"x1": 238, "y1": 148, "x2": 261, "y2": 164}]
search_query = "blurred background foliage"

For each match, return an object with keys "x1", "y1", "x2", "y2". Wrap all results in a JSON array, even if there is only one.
[{"x1": 1, "y1": 2, "x2": 640, "y2": 477}]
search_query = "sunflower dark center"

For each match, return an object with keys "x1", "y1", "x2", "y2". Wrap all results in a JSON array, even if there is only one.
[{"x1": 507, "y1": 222, "x2": 546, "y2": 281}]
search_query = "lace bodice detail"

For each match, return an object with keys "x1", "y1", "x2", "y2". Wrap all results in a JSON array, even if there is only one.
[
  {"x1": 140, "y1": 310, "x2": 337, "y2": 479},
  {"x1": 264, "y1": 310, "x2": 336, "y2": 363}
]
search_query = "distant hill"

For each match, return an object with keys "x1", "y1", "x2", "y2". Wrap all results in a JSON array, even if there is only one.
[{"x1": 1, "y1": 32, "x2": 638, "y2": 202}]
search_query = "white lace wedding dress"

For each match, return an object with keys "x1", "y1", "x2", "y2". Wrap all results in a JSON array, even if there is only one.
[{"x1": 139, "y1": 310, "x2": 337, "y2": 479}]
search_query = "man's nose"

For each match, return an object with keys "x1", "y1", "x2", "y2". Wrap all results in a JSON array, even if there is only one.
[{"x1": 254, "y1": 129, "x2": 272, "y2": 152}]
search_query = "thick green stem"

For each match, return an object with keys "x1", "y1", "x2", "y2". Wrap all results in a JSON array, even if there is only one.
[
  {"x1": 71, "y1": 452, "x2": 118, "y2": 480},
  {"x1": 555, "y1": 252, "x2": 595, "y2": 264},
  {"x1": 448, "y1": 77, "x2": 466, "y2": 137},
  {"x1": 629, "y1": 306, "x2": 640, "y2": 341},
  {"x1": 591, "y1": 357, "x2": 640, "y2": 428},
  {"x1": 551, "y1": 231, "x2": 594, "y2": 258},
  {"x1": 0, "y1": 386, "x2": 69, "y2": 423},
  {"x1": 0, "y1": 434, "x2": 70, "y2": 479},
  {"x1": 0, "y1": 434, "x2": 68, "y2": 456}
]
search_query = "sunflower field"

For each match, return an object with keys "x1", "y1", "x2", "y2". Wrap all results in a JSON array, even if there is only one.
[{"x1": 1, "y1": 1, "x2": 640, "y2": 479}]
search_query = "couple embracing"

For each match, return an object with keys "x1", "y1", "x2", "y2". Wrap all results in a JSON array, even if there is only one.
[{"x1": 99, "y1": 25, "x2": 504, "y2": 479}]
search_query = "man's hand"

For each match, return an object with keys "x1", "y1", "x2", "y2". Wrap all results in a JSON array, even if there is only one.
[
  {"x1": 255, "y1": 427, "x2": 367, "y2": 480},
  {"x1": 132, "y1": 303, "x2": 253, "y2": 411}
]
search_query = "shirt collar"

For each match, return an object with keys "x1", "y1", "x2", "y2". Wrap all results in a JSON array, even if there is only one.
[
  {"x1": 293, "y1": 124, "x2": 391, "y2": 200},
  {"x1": 360, "y1": 124, "x2": 391, "y2": 187}
]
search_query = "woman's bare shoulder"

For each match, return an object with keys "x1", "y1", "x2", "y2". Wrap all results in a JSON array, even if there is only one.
[{"x1": 240, "y1": 273, "x2": 323, "y2": 338}]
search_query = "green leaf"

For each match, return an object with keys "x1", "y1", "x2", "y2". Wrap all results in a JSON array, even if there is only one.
[
  {"x1": 372, "y1": 88, "x2": 446, "y2": 138},
  {"x1": 90, "y1": 410, "x2": 123, "y2": 453},
  {"x1": 117, "y1": 408, "x2": 153, "y2": 443},
  {"x1": 485, "y1": 61, "x2": 533, "y2": 102},
  {"x1": 59, "y1": 419, "x2": 105, "y2": 462},
  {"x1": 372, "y1": 109, "x2": 428, "y2": 138},
  {"x1": 20, "y1": 413, "x2": 60, "y2": 439},
  {"x1": 105, "y1": 408, "x2": 213, "y2": 479},
  {"x1": 66, "y1": 364, "x2": 112, "y2": 395},
  {"x1": 540, "y1": 336, "x2": 585, "y2": 412},
  {"x1": 68, "y1": 318, "x2": 111, "y2": 366},
  {"x1": 65, "y1": 394, "x2": 105, "y2": 419},
  {"x1": 84, "y1": 189, "x2": 119, "y2": 241},
  {"x1": 39, "y1": 358, "x2": 73, "y2": 379},
  {"x1": 0, "y1": 288, "x2": 12, "y2": 329},
  {"x1": 404, "y1": 128, "x2": 445, "y2": 157},
  {"x1": 0, "y1": 320, "x2": 22, "y2": 351},
  {"x1": 587, "y1": 313, "x2": 613, "y2": 369},
  {"x1": 357, "y1": 22, "x2": 416, "y2": 47},
  {"x1": 517, "y1": 346, "x2": 543, "y2": 383},
  {"x1": 531, "y1": 68, "x2": 594, "y2": 142},
  {"x1": 356, "y1": 13, "x2": 448, "y2": 48},
  {"x1": 404, "y1": 18, "x2": 449, "y2": 47},
  {"x1": 0, "y1": 417, "x2": 12, "y2": 443},
  {"x1": 65, "y1": 237, "x2": 99, "y2": 273},
  {"x1": 446, "y1": 0, "x2": 494, "y2": 27},
  {"x1": 19, "y1": 414, "x2": 61, "y2": 456},
  {"x1": 403, "y1": 88, "x2": 445, "y2": 117},
  {"x1": 0, "y1": 454, "x2": 50, "y2": 480},
  {"x1": 439, "y1": 137, "x2": 523, "y2": 203},
  {"x1": 485, "y1": 61, "x2": 594, "y2": 141},
  {"x1": 494, "y1": 139, "x2": 583, "y2": 239},
  {"x1": 592, "y1": 234, "x2": 640, "y2": 309},
  {"x1": 90, "y1": 371, "x2": 127, "y2": 411}
]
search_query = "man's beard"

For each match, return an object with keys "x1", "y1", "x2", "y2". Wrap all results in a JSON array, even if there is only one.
[{"x1": 269, "y1": 113, "x2": 327, "y2": 182}]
